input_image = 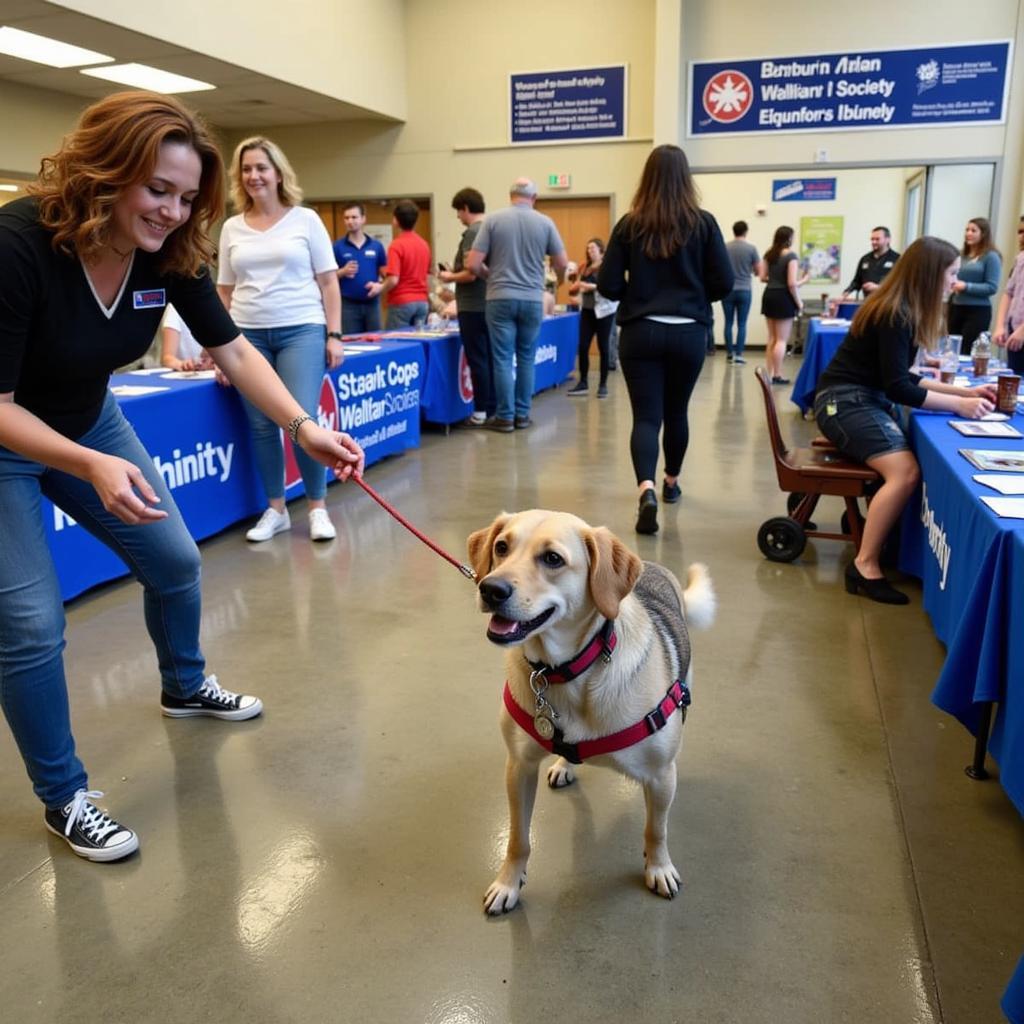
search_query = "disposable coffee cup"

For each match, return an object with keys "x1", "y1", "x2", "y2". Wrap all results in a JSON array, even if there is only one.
[
  {"x1": 973, "y1": 356, "x2": 990, "y2": 377},
  {"x1": 997, "y1": 373, "x2": 1021, "y2": 414},
  {"x1": 940, "y1": 370, "x2": 957, "y2": 384}
]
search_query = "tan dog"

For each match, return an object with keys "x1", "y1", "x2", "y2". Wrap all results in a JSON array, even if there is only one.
[{"x1": 467, "y1": 509, "x2": 715, "y2": 915}]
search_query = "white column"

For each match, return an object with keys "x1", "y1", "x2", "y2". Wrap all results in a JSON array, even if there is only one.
[{"x1": 653, "y1": 0, "x2": 685, "y2": 145}]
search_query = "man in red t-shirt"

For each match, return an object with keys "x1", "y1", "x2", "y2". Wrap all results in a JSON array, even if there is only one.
[{"x1": 382, "y1": 199, "x2": 431, "y2": 329}]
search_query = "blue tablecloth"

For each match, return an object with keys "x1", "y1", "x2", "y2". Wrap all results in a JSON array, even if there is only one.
[
  {"x1": 790, "y1": 318, "x2": 850, "y2": 414},
  {"x1": 46, "y1": 340, "x2": 425, "y2": 601},
  {"x1": 899, "y1": 406, "x2": 1024, "y2": 816},
  {"x1": 1004, "y1": 955, "x2": 1024, "y2": 1023}
]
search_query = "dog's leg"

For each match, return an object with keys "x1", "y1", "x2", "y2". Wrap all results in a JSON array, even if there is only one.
[
  {"x1": 642, "y1": 763, "x2": 681, "y2": 899},
  {"x1": 484, "y1": 754, "x2": 540, "y2": 915},
  {"x1": 545, "y1": 757, "x2": 576, "y2": 789}
]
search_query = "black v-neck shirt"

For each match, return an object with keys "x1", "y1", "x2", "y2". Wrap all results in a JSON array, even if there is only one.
[{"x1": 0, "y1": 197, "x2": 238, "y2": 438}]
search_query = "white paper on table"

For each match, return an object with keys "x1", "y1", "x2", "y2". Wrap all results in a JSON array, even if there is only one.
[
  {"x1": 161, "y1": 369, "x2": 217, "y2": 380},
  {"x1": 128, "y1": 367, "x2": 176, "y2": 376},
  {"x1": 980, "y1": 496, "x2": 1024, "y2": 519},
  {"x1": 341, "y1": 344, "x2": 382, "y2": 353},
  {"x1": 949, "y1": 419, "x2": 1022, "y2": 437},
  {"x1": 109, "y1": 385, "x2": 171, "y2": 396},
  {"x1": 818, "y1": 318, "x2": 850, "y2": 326},
  {"x1": 973, "y1": 474, "x2": 1024, "y2": 494}
]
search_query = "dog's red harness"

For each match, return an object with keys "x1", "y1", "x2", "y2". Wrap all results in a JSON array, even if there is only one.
[{"x1": 506, "y1": 619, "x2": 690, "y2": 765}]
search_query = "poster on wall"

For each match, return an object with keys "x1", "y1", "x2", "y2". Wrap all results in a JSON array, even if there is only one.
[
  {"x1": 800, "y1": 217, "x2": 843, "y2": 284},
  {"x1": 772, "y1": 178, "x2": 837, "y2": 202},
  {"x1": 689, "y1": 41, "x2": 1011, "y2": 137},
  {"x1": 510, "y1": 65, "x2": 627, "y2": 145}
]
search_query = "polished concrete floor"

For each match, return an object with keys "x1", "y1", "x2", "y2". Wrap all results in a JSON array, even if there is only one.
[{"x1": 1, "y1": 351, "x2": 1022, "y2": 1024}]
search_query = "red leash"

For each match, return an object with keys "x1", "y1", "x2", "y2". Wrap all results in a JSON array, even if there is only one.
[{"x1": 352, "y1": 475, "x2": 478, "y2": 581}]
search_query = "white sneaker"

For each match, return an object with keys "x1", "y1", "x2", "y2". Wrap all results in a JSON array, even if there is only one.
[
  {"x1": 309, "y1": 508, "x2": 336, "y2": 541},
  {"x1": 246, "y1": 507, "x2": 290, "y2": 542},
  {"x1": 469, "y1": 411, "x2": 487, "y2": 425}
]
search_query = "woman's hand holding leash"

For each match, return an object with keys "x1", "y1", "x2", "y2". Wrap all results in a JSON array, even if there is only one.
[{"x1": 297, "y1": 421, "x2": 365, "y2": 480}]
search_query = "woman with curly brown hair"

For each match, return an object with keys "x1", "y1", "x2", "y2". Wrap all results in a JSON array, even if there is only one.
[{"x1": 0, "y1": 92, "x2": 363, "y2": 862}]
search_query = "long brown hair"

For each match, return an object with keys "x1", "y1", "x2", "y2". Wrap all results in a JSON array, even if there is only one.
[
  {"x1": 962, "y1": 216, "x2": 999, "y2": 260},
  {"x1": 851, "y1": 236, "x2": 958, "y2": 348},
  {"x1": 28, "y1": 91, "x2": 224, "y2": 276},
  {"x1": 581, "y1": 236, "x2": 605, "y2": 274},
  {"x1": 764, "y1": 226, "x2": 794, "y2": 266},
  {"x1": 625, "y1": 145, "x2": 701, "y2": 259}
]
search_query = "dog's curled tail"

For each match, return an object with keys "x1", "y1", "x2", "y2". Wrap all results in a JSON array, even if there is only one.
[{"x1": 682, "y1": 563, "x2": 716, "y2": 631}]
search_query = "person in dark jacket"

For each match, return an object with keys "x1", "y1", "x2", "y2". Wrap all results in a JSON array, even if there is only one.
[{"x1": 598, "y1": 144, "x2": 733, "y2": 535}]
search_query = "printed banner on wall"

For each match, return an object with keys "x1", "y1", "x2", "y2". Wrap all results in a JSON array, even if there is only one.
[
  {"x1": 510, "y1": 65, "x2": 627, "y2": 145},
  {"x1": 800, "y1": 217, "x2": 843, "y2": 284},
  {"x1": 773, "y1": 178, "x2": 837, "y2": 202},
  {"x1": 689, "y1": 41, "x2": 1011, "y2": 137}
]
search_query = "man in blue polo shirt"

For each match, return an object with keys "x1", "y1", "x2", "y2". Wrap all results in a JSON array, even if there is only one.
[{"x1": 334, "y1": 203, "x2": 387, "y2": 335}]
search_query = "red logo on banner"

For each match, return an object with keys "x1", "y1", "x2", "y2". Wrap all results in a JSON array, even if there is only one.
[
  {"x1": 702, "y1": 70, "x2": 753, "y2": 124},
  {"x1": 458, "y1": 346, "x2": 474, "y2": 404},
  {"x1": 284, "y1": 374, "x2": 338, "y2": 491}
]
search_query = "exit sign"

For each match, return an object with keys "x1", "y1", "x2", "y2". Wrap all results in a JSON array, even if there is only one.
[{"x1": 547, "y1": 173, "x2": 571, "y2": 189}]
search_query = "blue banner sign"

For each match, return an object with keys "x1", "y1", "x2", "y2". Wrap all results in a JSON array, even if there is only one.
[
  {"x1": 510, "y1": 65, "x2": 626, "y2": 144},
  {"x1": 689, "y1": 42, "x2": 1011, "y2": 136},
  {"x1": 772, "y1": 178, "x2": 837, "y2": 202}
]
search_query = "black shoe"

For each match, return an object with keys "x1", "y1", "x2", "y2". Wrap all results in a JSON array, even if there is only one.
[
  {"x1": 596, "y1": 385, "x2": 609, "y2": 399},
  {"x1": 514, "y1": 416, "x2": 532, "y2": 429},
  {"x1": 567, "y1": 381, "x2": 589, "y2": 397},
  {"x1": 662, "y1": 480, "x2": 681, "y2": 503},
  {"x1": 844, "y1": 563, "x2": 909, "y2": 605},
  {"x1": 161, "y1": 675, "x2": 263, "y2": 721},
  {"x1": 771, "y1": 376, "x2": 791, "y2": 385},
  {"x1": 45, "y1": 790, "x2": 139, "y2": 862},
  {"x1": 635, "y1": 489, "x2": 659, "y2": 534},
  {"x1": 483, "y1": 417, "x2": 515, "y2": 433}
]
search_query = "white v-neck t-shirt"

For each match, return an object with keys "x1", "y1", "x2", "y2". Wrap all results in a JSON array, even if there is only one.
[{"x1": 217, "y1": 206, "x2": 338, "y2": 329}]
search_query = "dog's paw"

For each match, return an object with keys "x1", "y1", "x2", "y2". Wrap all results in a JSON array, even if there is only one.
[
  {"x1": 644, "y1": 860, "x2": 681, "y2": 900},
  {"x1": 483, "y1": 874, "x2": 526, "y2": 915},
  {"x1": 546, "y1": 758, "x2": 576, "y2": 789}
]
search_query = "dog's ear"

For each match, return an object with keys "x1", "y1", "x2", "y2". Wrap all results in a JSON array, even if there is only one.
[
  {"x1": 467, "y1": 513, "x2": 511, "y2": 580},
  {"x1": 584, "y1": 527, "x2": 642, "y2": 620}
]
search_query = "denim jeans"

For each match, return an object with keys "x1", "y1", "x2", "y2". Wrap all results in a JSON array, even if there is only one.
[
  {"x1": 485, "y1": 299, "x2": 544, "y2": 420},
  {"x1": 720, "y1": 289, "x2": 753, "y2": 356},
  {"x1": 386, "y1": 302, "x2": 428, "y2": 330},
  {"x1": 0, "y1": 393, "x2": 205, "y2": 807},
  {"x1": 342, "y1": 300, "x2": 381, "y2": 335},
  {"x1": 239, "y1": 324, "x2": 328, "y2": 502}
]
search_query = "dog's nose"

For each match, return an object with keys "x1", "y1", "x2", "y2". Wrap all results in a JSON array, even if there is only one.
[{"x1": 479, "y1": 578, "x2": 513, "y2": 607}]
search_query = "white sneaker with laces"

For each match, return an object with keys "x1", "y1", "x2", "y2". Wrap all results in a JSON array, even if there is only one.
[
  {"x1": 44, "y1": 790, "x2": 139, "y2": 862},
  {"x1": 309, "y1": 508, "x2": 336, "y2": 541},
  {"x1": 246, "y1": 507, "x2": 290, "y2": 542}
]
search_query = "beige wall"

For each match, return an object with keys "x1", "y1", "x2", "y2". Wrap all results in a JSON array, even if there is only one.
[
  {"x1": 49, "y1": 0, "x2": 408, "y2": 120},
  {"x1": 0, "y1": 80, "x2": 90, "y2": 176}
]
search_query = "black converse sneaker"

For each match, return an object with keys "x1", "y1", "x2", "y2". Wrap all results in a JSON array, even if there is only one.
[
  {"x1": 44, "y1": 790, "x2": 139, "y2": 862},
  {"x1": 160, "y1": 674, "x2": 263, "y2": 721}
]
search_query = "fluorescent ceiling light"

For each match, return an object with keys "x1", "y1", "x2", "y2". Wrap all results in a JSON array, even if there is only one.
[
  {"x1": 0, "y1": 184, "x2": 21, "y2": 192},
  {"x1": 0, "y1": 25, "x2": 112, "y2": 67},
  {"x1": 81, "y1": 63, "x2": 215, "y2": 94}
]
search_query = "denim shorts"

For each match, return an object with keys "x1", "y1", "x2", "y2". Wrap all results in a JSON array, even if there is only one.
[{"x1": 813, "y1": 384, "x2": 909, "y2": 463}]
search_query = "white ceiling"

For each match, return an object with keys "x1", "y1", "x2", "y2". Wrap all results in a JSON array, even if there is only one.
[{"x1": 0, "y1": 0, "x2": 392, "y2": 127}]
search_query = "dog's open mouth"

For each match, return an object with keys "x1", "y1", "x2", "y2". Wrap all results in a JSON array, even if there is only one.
[{"x1": 486, "y1": 606, "x2": 555, "y2": 644}]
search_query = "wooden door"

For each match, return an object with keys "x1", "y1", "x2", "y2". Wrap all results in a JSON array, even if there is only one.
[{"x1": 535, "y1": 196, "x2": 612, "y2": 306}]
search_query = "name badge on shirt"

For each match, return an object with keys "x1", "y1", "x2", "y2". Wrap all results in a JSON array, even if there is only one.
[{"x1": 133, "y1": 289, "x2": 166, "y2": 310}]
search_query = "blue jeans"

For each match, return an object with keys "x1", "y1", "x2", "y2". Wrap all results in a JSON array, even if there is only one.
[
  {"x1": 0, "y1": 394, "x2": 205, "y2": 808},
  {"x1": 386, "y1": 302, "x2": 428, "y2": 330},
  {"x1": 485, "y1": 299, "x2": 544, "y2": 420},
  {"x1": 240, "y1": 324, "x2": 328, "y2": 502},
  {"x1": 720, "y1": 289, "x2": 752, "y2": 356},
  {"x1": 342, "y1": 300, "x2": 381, "y2": 335}
]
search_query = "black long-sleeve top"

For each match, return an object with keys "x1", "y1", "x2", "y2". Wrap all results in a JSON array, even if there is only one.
[
  {"x1": 845, "y1": 248, "x2": 900, "y2": 295},
  {"x1": 596, "y1": 209, "x2": 733, "y2": 326},
  {"x1": 817, "y1": 315, "x2": 928, "y2": 408}
]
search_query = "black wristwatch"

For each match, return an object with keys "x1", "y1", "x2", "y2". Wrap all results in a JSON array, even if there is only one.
[{"x1": 327, "y1": 330, "x2": 343, "y2": 341}]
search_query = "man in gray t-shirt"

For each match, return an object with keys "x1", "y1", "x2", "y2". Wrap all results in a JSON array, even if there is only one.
[
  {"x1": 467, "y1": 178, "x2": 567, "y2": 430},
  {"x1": 721, "y1": 220, "x2": 763, "y2": 364}
]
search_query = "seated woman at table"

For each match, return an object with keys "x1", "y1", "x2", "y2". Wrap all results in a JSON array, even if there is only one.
[
  {"x1": 814, "y1": 237, "x2": 997, "y2": 605},
  {"x1": 0, "y1": 91, "x2": 363, "y2": 861},
  {"x1": 948, "y1": 217, "x2": 1002, "y2": 354},
  {"x1": 760, "y1": 225, "x2": 809, "y2": 385},
  {"x1": 217, "y1": 136, "x2": 344, "y2": 543},
  {"x1": 160, "y1": 303, "x2": 212, "y2": 372}
]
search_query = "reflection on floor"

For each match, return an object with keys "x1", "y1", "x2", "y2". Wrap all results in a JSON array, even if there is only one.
[{"x1": 1, "y1": 352, "x2": 1021, "y2": 1024}]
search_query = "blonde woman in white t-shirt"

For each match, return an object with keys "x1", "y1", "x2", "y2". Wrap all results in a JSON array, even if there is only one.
[{"x1": 217, "y1": 136, "x2": 343, "y2": 542}]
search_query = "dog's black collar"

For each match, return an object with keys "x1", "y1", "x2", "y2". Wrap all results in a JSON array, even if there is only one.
[{"x1": 525, "y1": 618, "x2": 616, "y2": 684}]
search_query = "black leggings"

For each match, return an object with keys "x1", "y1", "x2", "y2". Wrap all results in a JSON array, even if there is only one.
[
  {"x1": 948, "y1": 303, "x2": 992, "y2": 354},
  {"x1": 618, "y1": 319, "x2": 706, "y2": 484},
  {"x1": 577, "y1": 307, "x2": 614, "y2": 386}
]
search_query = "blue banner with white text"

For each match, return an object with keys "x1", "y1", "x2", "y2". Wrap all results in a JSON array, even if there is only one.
[{"x1": 510, "y1": 66, "x2": 626, "y2": 144}]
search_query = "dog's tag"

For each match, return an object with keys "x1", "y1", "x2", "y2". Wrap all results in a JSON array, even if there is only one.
[{"x1": 534, "y1": 715, "x2": 555, "y2": 740}]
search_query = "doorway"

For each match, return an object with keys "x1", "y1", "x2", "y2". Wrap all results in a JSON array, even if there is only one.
[{"x1": 535, "y1": 196, "x2": 613, "y2": 306}]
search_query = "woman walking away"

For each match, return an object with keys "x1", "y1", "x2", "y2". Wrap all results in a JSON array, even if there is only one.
[
  {"x1": 760, "y1": 225, "x2": 808, "y2": 384},
  {"x1": 598, "y1": 144, "x2": 733, "y2": 535},
  {"x1": 814, "y1": 237, "x2": 996, "y2": 604}
]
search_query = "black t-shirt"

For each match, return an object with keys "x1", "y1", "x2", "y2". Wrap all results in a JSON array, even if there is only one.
[
  {"x1": 0, "y1": 197, "x2": 238, "y2": 438},
  {"x1": 817, "y1": 314, "x2": 928, "y2": 408},
  {"x1": 846, "y1": 248, "x2": 900, "y2": 294}
]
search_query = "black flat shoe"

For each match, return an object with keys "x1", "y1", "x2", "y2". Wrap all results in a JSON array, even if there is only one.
[
  {"x1": 771, "y1": 376, "x2": 791, "y2": 385},
  {"x1": 636, "y1": 489, "x2": 659, "y2": 535},
  {"x1": 662, "y1": 480, "x2": 681, "y2": 503},
  {"x1": 844, "y1": 563, "x2": 909, "y2": 605}
]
